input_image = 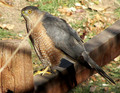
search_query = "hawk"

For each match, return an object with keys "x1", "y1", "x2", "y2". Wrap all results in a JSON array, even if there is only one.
[{"x1": 21, "y1": 6, "x2": 115, "y2": 84}]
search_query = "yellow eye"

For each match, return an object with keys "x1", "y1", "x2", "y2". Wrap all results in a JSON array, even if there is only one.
[{"x1": 28, "y1": 10, "x2": 32, "y2": 14}]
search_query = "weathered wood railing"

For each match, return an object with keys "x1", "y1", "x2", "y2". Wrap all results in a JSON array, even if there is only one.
[{"x1": 0, "y1": 20, "x2": 120, "y2": 93}]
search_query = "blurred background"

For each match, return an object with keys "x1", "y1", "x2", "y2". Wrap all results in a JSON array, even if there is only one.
[{"x1": 0, "y1": 0, "x2": 120, "y2": 92}]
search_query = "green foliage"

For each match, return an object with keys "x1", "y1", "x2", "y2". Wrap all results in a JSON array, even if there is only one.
[
  {"x1": 115, "y1": 7, "x2": 120, "y2": 18},
  {"x1": 69, "y1": 85, "x2": 90, "y2": 93},
  {"x1": 117, "y1": 0, "x2": 120, "y2": 3},
  {"x1": 0, "y1": 28, "x2": 17, "y2": 40},
  {"x1": 30, "y1": 0, "x2": 79, "y2": 15},
  {"x1": 70, "y1": 19, "x2": 87, "y2": 30}
]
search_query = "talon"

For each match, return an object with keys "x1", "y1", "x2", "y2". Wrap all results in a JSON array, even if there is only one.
[{"x1": 34, "y1": 66, "x2": 51, "y2": 76}]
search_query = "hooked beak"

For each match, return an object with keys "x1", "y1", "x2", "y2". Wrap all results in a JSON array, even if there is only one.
[
  {"x1": 21, "y1": 13, "x2": 23, "y2": 17},
  {"x1": 21, "y1": 10, "x2": 25, "y2": 17}
]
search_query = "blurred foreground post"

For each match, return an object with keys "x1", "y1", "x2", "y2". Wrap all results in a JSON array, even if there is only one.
[{"x1": 0, "y1": 40, "x2": 34, "y2": 93}]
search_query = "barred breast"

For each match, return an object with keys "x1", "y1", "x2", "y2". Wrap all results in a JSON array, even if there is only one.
[{"x1": 31, "y1": 22, "x2": 64, "y2": 66}]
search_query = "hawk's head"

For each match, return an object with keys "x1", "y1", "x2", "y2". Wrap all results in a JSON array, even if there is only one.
[
  {"x1": 21, "y1": 6, "x2": 39, "y2": 19},
  {"x1": 21, "y1": 6, "x2": 45, "y2": 30}
]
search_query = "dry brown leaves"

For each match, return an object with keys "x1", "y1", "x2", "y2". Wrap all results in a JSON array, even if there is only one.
[
  {"x1": 0, "y1": 0, "x2": 13, "y2": 7},
  {"x1": 57, "y1": 1, "x2": 118, "y2": 40}
]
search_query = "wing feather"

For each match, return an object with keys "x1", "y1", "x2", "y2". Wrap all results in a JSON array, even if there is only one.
[{"x1": 42, "y1": 13, "x2": 84, "y2": 59}]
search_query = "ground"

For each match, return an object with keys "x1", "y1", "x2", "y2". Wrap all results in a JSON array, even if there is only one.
[{"x1": 0, "y1": 0, "x2": 29, "y2": 32}]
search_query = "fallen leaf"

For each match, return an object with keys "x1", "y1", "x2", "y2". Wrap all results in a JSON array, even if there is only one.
[
  {"x1": 75, "y1": 2, "x2": 82, "y2": 9},
  {"x1": 94, "y1": 73, "x2": 99, "y2": 76},
  {"x1": 117, "y1": 65, "x2": 120, "y2": 69},
  {"x1": 80, "y1": 0, "x2": 88, "y2": 5},
  {"x1": 94, "y1": 21, "x2": 103, "y2": 28},
  {"x1": 75, "y1": 9, "x2": 85, "y2": 13},
  {"x1": 2, "y1": 38, "x2": 12, "y2": 40},
  {"x1": 90, "y1": 86, "x2": 97, "y2": 92},
  {"x1": 88, "y1": 3, "x2": 109, "y2": 12},
  {"x1": 104, "y1": 87, "x2": 108, "y2": 91},
  {"x1": 0, "y1": 23, "x2": 14, "y2": 30},
  {"x1": 94, "y1": 14, "x2": 102, "y2": 21},
  {"x1": 58, "y1": 6, "x2": 76, "y2": 16},
  {"x1": 111, "y1": 92, "x2": 115, "y2": 93},
  {"x1": 58, "y1": 7, "x2": 70, "y2": 13},
  {"x1": 66, "y1": 12, "x2": 72, "y2": 16},
  {"x1": 75, "y1": 2, "x2": 81, "y2": 6},
  {"x1": 91, "y1": 76, "x2": 97, "y2": 81},
  {"x1": 0, "y1": 0, "x2": 13, "y2": 7},
  {"x1": 102, "y1": 84, "x2": 109, "y2": 87},
  {"x1": 114, "y1": 56, "x2": 120, "y2": 61},
  {"x1": 107, "y1": 64, "x2": 112, "y2": 67},
  {"x1": 27, "y1": 0, "x2": 35, "y2": 2}
]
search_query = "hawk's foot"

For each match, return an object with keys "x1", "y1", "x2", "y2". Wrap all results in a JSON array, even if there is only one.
[{"x1": 34, "y1": 66, "x2": 51, "y2": 76}]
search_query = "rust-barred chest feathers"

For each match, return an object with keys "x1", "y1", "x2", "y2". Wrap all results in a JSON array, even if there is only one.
[{"x1": 31, "y1": 23, "x2": 63, "y2": 66}]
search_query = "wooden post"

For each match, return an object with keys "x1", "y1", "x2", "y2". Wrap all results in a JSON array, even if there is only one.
[
  {"x1": 0, "y1": 40, "x2": 34, "y2": 93},
  {"x1": 34, "y1": 20, "x2": 120, "y2": 93}
]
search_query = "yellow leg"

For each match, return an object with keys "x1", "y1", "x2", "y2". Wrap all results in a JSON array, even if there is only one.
[{"x1": 34, "y1": 66, "x2": 51, "y2": 76}]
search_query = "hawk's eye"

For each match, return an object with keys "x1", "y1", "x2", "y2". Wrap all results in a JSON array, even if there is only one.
[{"x1": 28, "y1": 10, "x2": 32, "y2": 14}]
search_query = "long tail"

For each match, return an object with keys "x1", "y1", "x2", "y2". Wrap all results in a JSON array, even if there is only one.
[{"x1": 81, "y1": 51, "x2": 115, "y2": 84}]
